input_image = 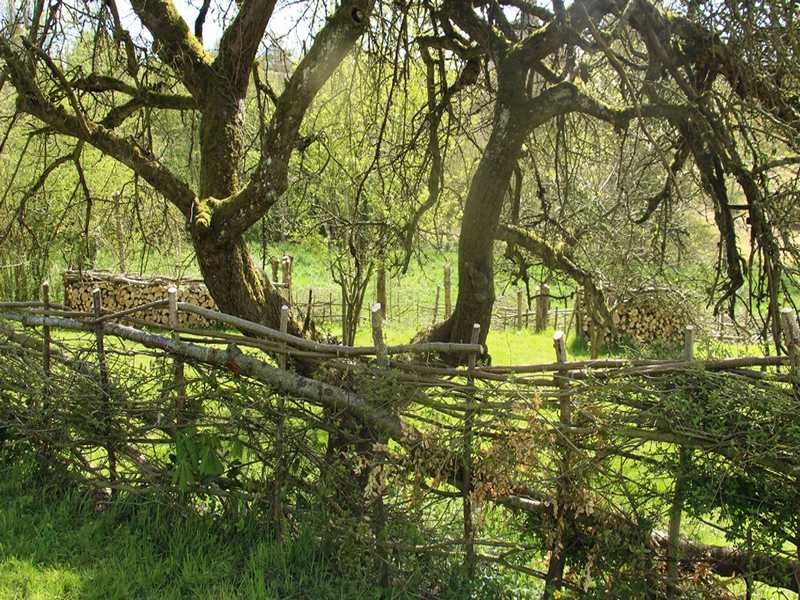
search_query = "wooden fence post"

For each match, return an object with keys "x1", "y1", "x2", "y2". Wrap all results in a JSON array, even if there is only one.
[
  {"x1": 463, "y1": 323, "x2": 481, "y2": 579},
  {"x1": 666, "y1": 326, "x2": 695, "y2": 596},
  {"x1": 432, "y1": 286, "x2": 440, "y2": 325},
  {"x1": 535, "y1": 284, "x2": 550, "y2": 332},
  {"x1": 341, "y1": 288, "x2": 348, "y2": 344},
  {"x1": 92, "y1": 288, "x2": 117, "y2": 498},
  {"x1": 369, "y1": 301, "x2": 390, "y2": 586},
  {"x1": 279, "y1": 305, "x2": 289, "y2": 369},
  {"x1": 371, "y1": 303, "x2": 387, "y2": 366},
  {"x1": 168, "y1": 287, "x2": 186, "y2": 431},
  {"x1": 574, "y1": 289, "x2": 584, "y2": 341},
  {"x1": 273, "y1": 304, "x2": 290, "y2": 539},
  {"x1": 780, "y1": 308, "x2": 800, "y2": 371},
  {"x1": 516, "y1": 288, "x2": 524, "y2": 330},
  {"x1": 544, "y1": 330, "x2": 570, "y2": 597},
  {"x1": 444, "y1": 264, "x2": 452, "y2": 319},
  {"x1": 377, "y1": 265, "x2": 387, "y2": 320},
  {"x1": 683, "y1": 325, "x2": 695, "y2": 361},
  {"x1": 270, "y1": 256, "x2": 280, "y2": 284},
  {"x1": 786, "y1": 309, "x2": 800, "y2": 600},
  {"x1": 42, "y1": 281, "x2": 51, "y2": 406},
  {"x1": 281, "y1": 254, "x2": 292, "y2": 305}
]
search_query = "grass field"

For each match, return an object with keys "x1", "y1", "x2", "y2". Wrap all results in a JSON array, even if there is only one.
[{"x1": 0, "y1": 460, "x2": 539, "y2": 600}]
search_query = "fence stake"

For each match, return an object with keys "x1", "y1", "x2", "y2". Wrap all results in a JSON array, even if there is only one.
[
  {"x1": 463, "y1": 323, "x2": 480, "y2": 579},
  {"x1": 535, "y1": 284, "x2": 550, "y2": 332},
  {"x1": 92, "y1": 288, "x2": 117, "y2": 498},
  {"x1": 683, "y1": 325, "x2": 695, "y2": 361},
  {"x1": 432, "y1": 286, "x2": 440, "y2": 325},
  {"x1": 371, "y1": 303, "x2": 387, "y2": 366},
  {"x1": 780, "y1": 308, "x2": 800, "y2": 373},
  {"x1": 273, "y1": 304, "x2": 290, "y2": 539},
  {"x1": 270, "y1": 256, "x2": 280, "y2": 284},
  {"x1": 574, "y1": 289, "x2": 584, "y2": 341},
  {"x1": 303, "y1": 289, "x2": 313, "y2": 332},
  {"x1": 279, "y1": 305, "x2": 289, "y2": 370},
  {"x1": 516, "y1": 288, "x2": 524, "y2": 330},
  {"x1": 778, "y1": 309, "x2": 800, "y2": 600},
  {"x1": 369, "y1": 301, "x2": 390, "y2": 586},
  {"x1": 281, "y1": 254, "x2": 292, "y2": 305},
  {"x1": 666, "y1": 326, "x2": 695, "y2": 596},
  {"x1": 168, "y1": 287, "x2": 186, "y2": 431},
  {"x1": 377, "y1": 265, "x2": 387, "y2": 320},
  {"x1": 41, "y1": 281, "x2": 51, "y2": 407},
  {"x1": 444, "y1": 264, "x2": 452, "y2": 319},
  {"x1": 544, "y1": 331, "x2": 570, "y2": 597}
]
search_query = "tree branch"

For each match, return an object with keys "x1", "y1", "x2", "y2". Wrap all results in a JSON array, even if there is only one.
[
  {"x1": 210, "y1": 0, "x2": 375, "y2": 239},
  {"x1": 215, "y1": 0, "x2": 278, "y2": 94},
  {"x1": 0, "y1": 40, "x2": 195, "y2": 216},
  {"x1": 129, "y1": 0, "x2": 214, "y2": 100}
]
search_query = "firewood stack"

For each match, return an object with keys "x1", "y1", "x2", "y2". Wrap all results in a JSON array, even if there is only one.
[
  {"x1": 63, "y1": 270, "x2": 218, "y2": 327},
  {"x1": 581, "y1": 287, "x2": 691, "y2": 345}
]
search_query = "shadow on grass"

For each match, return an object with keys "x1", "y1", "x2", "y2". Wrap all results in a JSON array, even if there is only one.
[{"x1": 0, "y1": 459, "x2": 524, "y2": 600}]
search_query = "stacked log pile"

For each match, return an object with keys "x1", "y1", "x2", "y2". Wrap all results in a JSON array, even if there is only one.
[
  {"x1": 63, "y1": 270, "x2": 217, "y2": 327},
  {"x1": 582, "y1": 287, "x2": 691, "y2": 345}
]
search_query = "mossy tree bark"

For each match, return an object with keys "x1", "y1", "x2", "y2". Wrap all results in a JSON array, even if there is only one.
[
  {"x1": 0, "y1": 0, "x2": 373, "y2": 338},
  {"x1": 421, "y1": 0, "x2": 798, "y2": 361}
]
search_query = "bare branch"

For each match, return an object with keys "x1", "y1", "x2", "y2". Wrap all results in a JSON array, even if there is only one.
[{"x1": 129, "y1": 0, "x2": 214, "y2": 100}]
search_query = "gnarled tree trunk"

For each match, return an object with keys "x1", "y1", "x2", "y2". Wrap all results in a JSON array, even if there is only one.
[{"x1": 424, "y1": 95, "x2": 528, "y2": 350}]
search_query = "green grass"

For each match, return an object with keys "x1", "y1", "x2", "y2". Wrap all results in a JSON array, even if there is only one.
[{"x1": 0, "y1": 461, "x2": 509, "y2": 600}]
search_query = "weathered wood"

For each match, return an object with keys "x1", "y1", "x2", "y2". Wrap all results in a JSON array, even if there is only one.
[
  {"x1": 544, "y1": 330, "x2": 570, "y2": 598},
  {"x1": 371, "y1": 303, "x2": 387, "y2": 366},
  {"x1": 536, "y1": 284, "x2": 551, "y2": 333},
  {"x1": 281, "y1": 254, "x2": 293, "y2": 305},
  {"x1": 274, "y1": 303, "x2": 291, "y2": 539},
  {"x1": 376, "y1": 265, "x2": 387, "y2": 320},
  {"x1": 683, "y1": 325, "x2": 695, "y2": 361},
  {"x1": 172, "y1": 303, "x2": 482, "y2": 357},
  {"x1": 463, "y1": 322, "x2": 481, "y2": 579},
  {"x1": 92, "y1": 288, "x2": 117, "y2": 498},
  {"x1": 667, "y1": 326, "x2": 695, "y2": 595},
  {"x1": 516, "y1": 288, "x2": 524, "y2": 330},
  {"x1": 7, "y1": 313, "x2": 424, "y2": 447},
  {"x1": 41, "y1": 281, "x2": 51, "y2": 406},
  {"x1": 433, "y1": 286, "x2": 440, "y2": 325},
  {"x1": 279, "y1": 304, "x2": 289, "y2": 370},
  {"x1": 444, "y1": 264, "x2": 452, "y2": 319},
  {"x1": 270, "y1": 256, "x2": 280, "y2": 284},
  {"x1": 168, "y1": 287, "x2": 186, "y2": 430},
  {"x1": 780, "y1": 308, "x2": 800, "y2": 369},
  {"x1": 63, "y1": 270, "x2": 215, "y2": 327}
]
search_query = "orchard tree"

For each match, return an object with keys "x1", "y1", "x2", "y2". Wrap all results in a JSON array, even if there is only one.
[
  {"x1": 420, "y1": 0, "x2": 800, "y2": 352},
  {"x1": 0, "y1": 0, "x2": 374, "y2": 335}
]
